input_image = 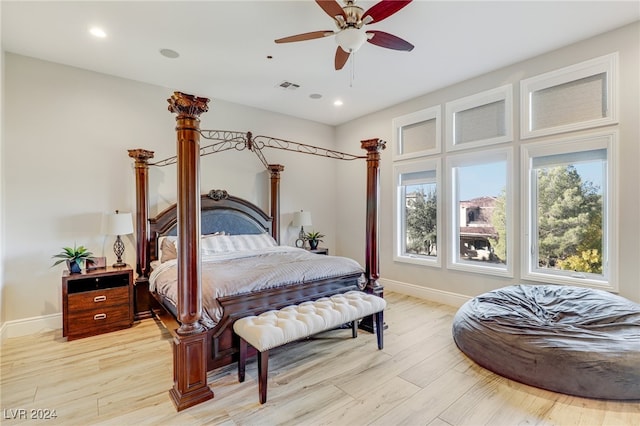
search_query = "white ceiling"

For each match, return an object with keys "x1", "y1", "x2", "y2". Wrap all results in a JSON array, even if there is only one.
[{"x1": 2, "y1": 1, "x2": 638, "y2": 126}]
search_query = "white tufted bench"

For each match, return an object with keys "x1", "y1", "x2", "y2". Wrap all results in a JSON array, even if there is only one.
[{"x1": 233, "y1": 290, "x2": 387, "y2": 404}]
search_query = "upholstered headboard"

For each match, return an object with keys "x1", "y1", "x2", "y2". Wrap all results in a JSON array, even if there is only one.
[{"x1": 148, "y1": 189, "x2": 273, "y2": 261}]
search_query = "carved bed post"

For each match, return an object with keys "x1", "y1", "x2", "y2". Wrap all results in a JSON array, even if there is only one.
[
  {"x1": 127, "y1": 149, "x2": 154, "y2": 277},
  {"x1": 268, "y1": 164, "x2": 284, "y2": 244},
  {"x1": 128, "y1": 148, "x2": 155, "y2": 320},
  {"x1": 167, "y1": 92, "x2": 214, "y2": 410},
  {"x1": 361, "y1": 139, "x2": 385, "y2": 297}
]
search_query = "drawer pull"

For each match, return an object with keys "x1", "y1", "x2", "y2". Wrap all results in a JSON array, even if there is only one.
[
  {"x1": 94, "y1": 313, "x2": 107, "y2": 320},
  {"x1": 94, "y1": 295, "x2": 107, "y2": 302}
]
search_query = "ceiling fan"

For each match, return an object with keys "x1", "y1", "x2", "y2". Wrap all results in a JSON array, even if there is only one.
[{"x1": 275, "y1": 0, "x2": 414, "y2": 70}]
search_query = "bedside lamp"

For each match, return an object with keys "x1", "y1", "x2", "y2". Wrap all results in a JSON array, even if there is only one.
[
  {"x1": 292, "y1": 210, "x2": 312, "y2": 248},
  {"x1": 105, "y1": 210, "x2": 134, "y2": 267}
]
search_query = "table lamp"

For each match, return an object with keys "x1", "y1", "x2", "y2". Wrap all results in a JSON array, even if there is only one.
[
  {"x1": 105, "y1": 210, "x2": 134, "y2": 267},
  {"x1": 292, "y1": 210, "x2": 312, "y2": 248}
]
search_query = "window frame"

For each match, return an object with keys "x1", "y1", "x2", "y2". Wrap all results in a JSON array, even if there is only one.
[
  {"x1": 446, "y1": 147, "x2": 513, "y2": 277},
  {"x1": 393, "y1": 158, "x2": 442, "y2": 267},
  {"x1": 521, "y1": 130, "x2": 618, "y2": 291},
  {"x1": 392, "y1": 105, "x2": 441, "y2": 161},
  {"x1": 520, "y1": 52, "x2": 618, "y2": 139},
  {"x1": 445, "y1": 84, "x2": 513, "y2": 152}
]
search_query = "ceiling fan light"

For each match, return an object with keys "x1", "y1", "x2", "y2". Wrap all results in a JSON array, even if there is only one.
[{"x1": 336, "y1": 28, "x2": 366, "y2": 53}]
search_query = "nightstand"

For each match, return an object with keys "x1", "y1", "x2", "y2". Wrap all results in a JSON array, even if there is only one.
[
  {"x1": 62, "y1": 265, "x2": 134, "y2": 340},
  {"x1": 309, "y1": 248, "x2": 329, "y2": 255}
]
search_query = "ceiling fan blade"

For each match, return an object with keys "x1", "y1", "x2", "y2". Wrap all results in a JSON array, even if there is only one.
[
  {"x1": 275, "y1": 30, "x2": 334, "y2": 44},
  {"x1": 366, "y1": 30, "x2": 414, "y2": 51},
  {"x1": 335, "y1": 46, "x2": 350, "y2": 70},
  {"x1": 362, "y1": 0, "x2": 412, "y2": 24},
  {"x1": 315, "y1": 0, "x2": 347, "y2": 20}
]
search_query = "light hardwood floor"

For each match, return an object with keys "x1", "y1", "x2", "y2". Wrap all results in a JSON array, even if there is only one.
[{"x1": 1, "y1": 292, "x2": 638, "y2": 425}]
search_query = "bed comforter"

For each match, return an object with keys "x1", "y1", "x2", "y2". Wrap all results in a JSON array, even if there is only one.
[{"x1": 150, "y1": 246, "x2": 365, "y2": 328}]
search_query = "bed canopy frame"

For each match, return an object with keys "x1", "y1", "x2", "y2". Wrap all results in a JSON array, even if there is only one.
[{"x1": 128, "y1": 92, "x2": 384, "y2": 410}]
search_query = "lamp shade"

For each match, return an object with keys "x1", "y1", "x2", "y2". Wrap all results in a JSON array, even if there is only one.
[
  {"x1": 105, "y1": 211, "x2": 134, "y2": 236},
  {"x1": 336, "y1": 28, "x2": 367, "y2": 53},
  {"x1": 292, "y1": 211, "x2": 312, "y2": 227}
]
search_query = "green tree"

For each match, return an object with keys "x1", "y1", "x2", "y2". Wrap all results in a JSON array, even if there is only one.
[
  {"x1": 489, "y1": 189, "x2": 506, "y2": 263},
  {"x1": 536, "y1": 165, "x2": 602, "y2": 271},
  {"x1": 405, "y1": 187, "x2": 437, "y2": 255}
]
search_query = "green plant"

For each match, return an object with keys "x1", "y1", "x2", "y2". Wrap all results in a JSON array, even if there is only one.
[
  {"x1": 304, "y1": 231, "x2": 324, "y2": 242},
  {"x1": 52, "y1": 244, "x2": 96, "y2": 268}
]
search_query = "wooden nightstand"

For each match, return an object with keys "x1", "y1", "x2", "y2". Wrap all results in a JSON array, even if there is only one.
[
  {"x1": 309, "y1": 248, "x2": 329, "y2": 255},
  {"x1": 62, "y1": 265, "x2": 134, "y2": 340}
]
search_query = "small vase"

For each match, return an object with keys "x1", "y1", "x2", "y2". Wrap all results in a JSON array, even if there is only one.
[
  {"x1": 66, "y1": 260, "x2": 82, "y2": 274},
  {"x1": 309, "y1": 240, "x2": 319, "y2": 250}
]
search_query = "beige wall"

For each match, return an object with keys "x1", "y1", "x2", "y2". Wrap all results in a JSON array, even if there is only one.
[
  {"x1": 1, "y1": 53, "x2": 341, "y2": 326},
  {"x1": 335, "y1": 22, "x2": 640, "y2": 303}
]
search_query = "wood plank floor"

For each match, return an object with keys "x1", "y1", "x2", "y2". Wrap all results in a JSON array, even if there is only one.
[{"x1": 1, "y1": 292, "x2": 638, "y2": 425}]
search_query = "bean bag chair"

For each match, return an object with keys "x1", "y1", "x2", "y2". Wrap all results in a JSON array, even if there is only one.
[{"x1": 452, "y1": 284, "x2": 640, "y2": 400}]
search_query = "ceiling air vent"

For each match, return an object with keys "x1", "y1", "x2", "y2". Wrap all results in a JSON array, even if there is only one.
[{"x1": 277, "y1": 81, "x2": 300, "y2": 90}]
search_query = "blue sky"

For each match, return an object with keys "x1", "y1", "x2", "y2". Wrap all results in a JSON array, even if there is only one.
[
  {"x1": 458, "y1": 162, "x2": 505, "y2": 200},
  {"x1": 458, "y1": 161, "x2": 603, "y2": 200}
]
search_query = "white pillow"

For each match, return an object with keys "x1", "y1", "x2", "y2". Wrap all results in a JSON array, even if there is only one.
[
  {"x1": 159, "y1": 233, "x2": 229, "y2": 262},
  {"x1": 201, "y1": 233, "x2": 277, "y2": 255},
  {"x1": 201, "y1": 234, "x2": 234, "y2": 254}
]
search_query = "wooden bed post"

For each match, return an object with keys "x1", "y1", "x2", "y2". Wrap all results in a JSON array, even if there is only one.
[
  {"x1": 167, "y1": 92, "x2": 214, "y2": 410},
  {"x1": 268, "y1": 164, "x2": 284, "y2": 244},
  {"x1": 361, "y1": 139, "x2": 385, "y2": 297},
  {"x1": 128, "y1": 148, "x2": 155, "y2": 320}
]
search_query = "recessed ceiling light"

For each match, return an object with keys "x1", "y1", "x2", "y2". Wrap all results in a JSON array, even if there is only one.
[
  {"x1": 334, "y1": 100, "x2": 343, "y2": 107},
  {"x1": 309, "y1": 93, "x2": 322, "y2": 100},
  {"x1": 89, "y1": 27, "x2": 107, "y2": 38},
  {"x1": 160, "y1": 48, "x2": 180, "y2": 59}
]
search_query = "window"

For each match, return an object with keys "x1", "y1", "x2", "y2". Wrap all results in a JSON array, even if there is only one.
[
  {"x1": 393, "y1": 159, "x2": 441, "y2": 267},
  {"x1": 392, "y1": 106, "x2": 441, "y2": 160},
  {"x1": 520, "y1": 53, "x2": 618, "y2": 139},
  {"x1": 522, "y1": 131, "x2": 617, "y2": 290},
  {"x1": 447, "y1": 148, "x2": 513, "y2": 276},
  {"x1": 445, "y1": 85, "x2": 513, "y2": 151}
]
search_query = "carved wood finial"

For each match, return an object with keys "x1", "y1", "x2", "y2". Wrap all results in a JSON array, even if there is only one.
[
  {"x1": 208, "y1": 189, "x2": 229, "y2": 201},
  {"x1": 267, "y1": 164, "x2": 285, "y2": 177},
  {"x1": 167, "y1": 92, "x2": 210, "y2": 119},
  {"x1": 360, "y1": 138, "x2": 386, "y2": 153},
  {"x1": 128, "y1": 149, "x2": 155, "y2": 165}
]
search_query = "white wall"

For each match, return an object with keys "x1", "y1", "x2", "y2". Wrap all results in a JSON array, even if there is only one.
[
  {"x1": 335, "y1": 22, "x2": 640, "y2": 303},
  {"x1": 2, "y1": 53, "x2": 341, "y2": 329},
  {"x1": 0, "y1": 40, "x2": 5, "y2": 329}
]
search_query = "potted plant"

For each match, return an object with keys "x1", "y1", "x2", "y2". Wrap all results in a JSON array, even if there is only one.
[
  {"x1": 305, "y1": 231, "x2": 325, "y2": 250},
  {"x1": 52, "y1": 244, "x2": 96, "y2": 274}
]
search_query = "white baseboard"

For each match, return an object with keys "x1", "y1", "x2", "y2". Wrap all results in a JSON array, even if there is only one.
[
  {"x1": 379, "y1": 278, "x2": 471, "y2": 308},
  {"x1": 0, "y1": 313, "x2": 62, "y2": 343}
]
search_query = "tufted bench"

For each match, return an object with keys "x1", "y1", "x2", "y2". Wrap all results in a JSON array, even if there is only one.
[{"x1": 233, "y1": 290, "x2": 387, "y2": 404}]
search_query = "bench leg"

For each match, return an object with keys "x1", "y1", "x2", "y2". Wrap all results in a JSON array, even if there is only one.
[
  {"x1": 238, "y1": 337, "x2": 247, "y2": 382},
  {"x1": 351, "y1": 320, "x2": 358, "y2": 338},
  {"x1": 257, "y1": 349, "x2": 269, "y2": 404},
  {"x1": 375, "y1": 311, "x2": 384, "y2": 350}
]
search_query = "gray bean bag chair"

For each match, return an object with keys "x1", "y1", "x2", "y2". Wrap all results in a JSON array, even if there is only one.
[{"x1": 452, "y1": 284, "x2": 640, "y2": 400}]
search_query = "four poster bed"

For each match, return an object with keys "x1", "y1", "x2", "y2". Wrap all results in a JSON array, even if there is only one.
[{"x1": 128, "y1": 92, "x2": 385, "y2": 410}]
